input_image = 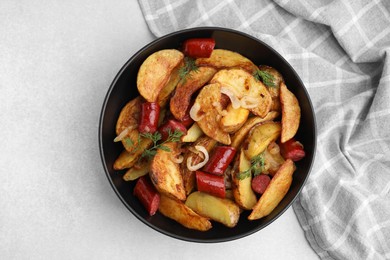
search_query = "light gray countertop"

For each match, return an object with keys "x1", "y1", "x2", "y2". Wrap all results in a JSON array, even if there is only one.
[{"x1": 0, "y1": 1, "x2": 318, "y2": 259}]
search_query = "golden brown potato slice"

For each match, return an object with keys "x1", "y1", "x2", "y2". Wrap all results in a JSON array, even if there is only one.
[
  {"x1": 157, "y1": 62, "x2": 183, "y2": 107},
  {"x1": 150, "y1": 142, "x2": 186, "y2": 201},
  {"x1": 196, "y1": 49, "x2": 258, "y2": 73},
  {"x1": 181, "y1": 123, "x2": 203, "y2": 143},
  {"x1": 230, "y1": 111, "x2": 279, "y2": 150},
  {"x1": 248, "y1": 159, "x2": 295, "y2": 220},
  {"x1": 243, "y1": 121, "x2": 281, "y2": 159},
  {"x1": 113, "y1": 138, "x2": 153, "y2": 170},
  {"x1": 192, "y1": 83, "x2": 231, "y2": 145},
  {"x1": 210, "y1": 69, "x2": 272, "y2": 118},
  {"x1": 258, "y1": 65, "x2": 284, "y2": 112},
  {"x1": 185, "y1": 191, "x2": 241, "y2": 228},
  {"x1": 182, "y1": 136, "x2": 217, "y2": 195},
  {"x1": 137, "y1": 49, "x2": 184, "y2": 102},
  {"x1": 170, "y1": 67, "x2": 217, "y2": 121},
  {"x1": 219, "y1": 104, "x2": 249, "y2": 133},
  {"x1": 159, "y1": 195, "x2": 212, "y2": 231},
  {"x1": 115, "y1": 97, "x2": 142, "y2": 153},
  {"x1": 280, "y1": 82, "x2": 301, "y2": 143},
  {"x1": 257, "y1": 65, "x2": 284, "y2": 96},
  {"x1": 123, "y1": 159, "x2": 150, "y2": 181},
  {"x1": 232, "y1": 150, "x2": 257, "y2": 210}
]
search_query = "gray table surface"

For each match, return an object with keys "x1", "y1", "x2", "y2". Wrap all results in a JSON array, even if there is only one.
[{"x1": 0, "y1": 1, "x2": 319, "y2": 259}]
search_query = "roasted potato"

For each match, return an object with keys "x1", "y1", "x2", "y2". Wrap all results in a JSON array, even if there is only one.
[
  {"x1": 181, "y1": 123, "x2": 203, "y2": 143},
  {"x1": 170, "y1": 67, "x2": 217, "y2": 121},
  {"x1": 113, "y1": 138, "x2": 153, "y2": 170},
  {"x1": 196, "y1": 49, "x2": 258, "y2": 73},
  {"x1": 185, "y1": 191, "x2": 240, "y2": 228},
  {"x1": 192, "y1": 83, "x2": 231, "y2": 145},
  {"x1": 258, "y1": 65, "x2": 284, "y2": 112},
  {"x1": 243, "y1": 121, "x2": 281, "y2": 159},
  {"x1": 230, "y1": 111, "x2": 279, "y2": 149},
  {"x1": 159, "y1": 195, "x2": 212, "y2": 231},
  {"x1": 219, "y1": 104, "x2": 249, "y2": 133},
  {"x1": 182, "y1": 136, "x2": 217, "y2": 195},
  {"x1": 232, "y1": 150, "x2": 257, "y2": 210},
  {"x1": 157, "y1": 63, "x2": 183, "y2": 107},
  {"x1": 115, "y1": 97, "x2": 142, "y2": 152},
  {"x1": 280, "y1": 82, "x2": 301, "y2": 143},
  {"x1": 150, "y1": 142, "x2": 186, "y2": 201},
  {"x1": 137, "y1": 49, "x2": 184, "y2": 102},
  {"x1": 123, "y1": 159, "x2": 150, "y2": 181},
  {"x1": 210, "y1": 69, "x2": 272, "y2": 118},
  {"x1": 248, "y1": 159, "x2": 295, "y2": 220}
]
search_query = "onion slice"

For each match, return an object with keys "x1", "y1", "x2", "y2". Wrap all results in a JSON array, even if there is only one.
[
  {"x1": 221, "y1": 87, "x2": 241, "y2": 109},
  {"x1": 186, "y1": 145, "x2": 209, "y2": 171},
  {"x1": 172, "y1": 155, "x2": 184, "y2": 164},
  {"x1": 189, "y1": 103, "x2": 205, "y2": 121},
  {"x1": 113, "y1": 126, "x2": 136, "y2": 142}
]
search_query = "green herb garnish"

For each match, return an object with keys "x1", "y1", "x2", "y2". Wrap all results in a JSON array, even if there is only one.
[
  {"x1": 139, "y1": 129, "x2": 184, "y2": 159},
  {"x1": 236, "y1": 153, "x2": 265, "y2": 180},
  {"x1": 253, "y1": 69, "x2": 276, "y2": 88},
  {"x1": 179, "y1": 57, "x2": 199, "y2": 84}
]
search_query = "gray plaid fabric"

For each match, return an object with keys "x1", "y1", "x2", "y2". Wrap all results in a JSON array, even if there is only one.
[{"x1": 138, "y1": 0, "x2": 390, "y2": 259}]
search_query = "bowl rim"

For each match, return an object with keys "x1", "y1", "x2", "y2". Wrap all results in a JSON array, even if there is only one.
[{"x1": 98, "y1": 26, "x2": 317, "y2": 243}]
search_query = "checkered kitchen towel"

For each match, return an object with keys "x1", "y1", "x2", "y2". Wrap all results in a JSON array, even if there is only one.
[{"x1": 138, "y1": 0, "x2": 390, "y2": 259}]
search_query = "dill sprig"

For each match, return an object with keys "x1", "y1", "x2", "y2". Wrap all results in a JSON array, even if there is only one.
[
  {"x1": 178, "y1": 57, "x2": 199, "y2": 84},
  {"x1": 139, "y1": 129, "x2": 184, "y2": 159},
  {"x1": 236, "y1": 153, "x2": 265, "y2": 180},
  {"x1": 253, "y1": 69, "x2": 276, "y2": 88}
]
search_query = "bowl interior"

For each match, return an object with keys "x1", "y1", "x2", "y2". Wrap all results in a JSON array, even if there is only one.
[{"x1": 99, "y1": 27, "x2": 316, "y2": 242}]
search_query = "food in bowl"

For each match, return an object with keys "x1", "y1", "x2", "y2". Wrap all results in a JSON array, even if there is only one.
[{"x1": 110, "y1": 37, "x2": 306, "y2": 232}]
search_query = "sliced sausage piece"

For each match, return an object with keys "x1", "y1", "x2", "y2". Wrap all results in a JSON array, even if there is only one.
[
  {"x1": 251, "y1": 174, "x2": 271, "y2": 195},
  {"x1": 133, "y1": 176, "x2": 160, "y2": 216}
]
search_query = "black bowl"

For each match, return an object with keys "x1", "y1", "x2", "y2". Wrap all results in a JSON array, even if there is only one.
[{"x1": 99, "y1": 27, "x2": 316, "y2": 243}]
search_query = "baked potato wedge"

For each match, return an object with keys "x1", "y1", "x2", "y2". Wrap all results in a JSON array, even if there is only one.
[
  {"x1": 248, "y1": 159, "x2": 295, "y2": 220},
  {"x1": 150, "y1": 142, "x2": 186, "y2": 201},
  {"x1": 185, "y1": 191, "x2": 240, "y2": 228},
  {"x1": 137, "y1": 49, "x2": 184, "y2": 102},
  {"x1": 191, "y1": 83, "x2": 231, "y2": 145},
  {"x1": 210, "y1": 69, "x2": 272, "y2": 118},
  {"x1": 232, "y1": 150, "x2": 257, "y2": 210},
  {"x1": 159, "y1": 195, "x2": 212, "y2": 231},
  {"x1": 195, "y1": 49, "x2": 258, "y2": 73},
  {"x1": 219, "y1": 104, "x2": 249, "y2": 133},
  {"x1": 230, "y1": 111, "x2": 279, "y2": 150},
  {"x1": 170, "y1": 66, "x2": 217, "y2": 121},
  {"x1": 157, "y1": 62, "x2": 183, "y2": 107},
  {"x1": 123, "y1": 159, "x2": 150, "y2": 181},
  {"x1": 181, "y1": 123, "x2": 203, "y2": 143},
  {"x1": 280, "y1": 82, "x2": 301, "y2": 143},
  {"x1": 115, "y1": 97, "x2": 142, "y2": 153},
  {"x1": 182, "y1": 136, "x2": 217, "y2": 195},
  {"x1": 243, "y1": 121, "x2": 281, "y2": 159},
  {"x1": 113, "y1": 138, "x2": 153, "y2": 170},
  {"x1": 258, "y1": 65, "x2": 284, "y2": 112}
]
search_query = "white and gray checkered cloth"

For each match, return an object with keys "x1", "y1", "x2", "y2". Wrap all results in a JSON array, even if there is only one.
[{"x1": 138, "y1": 0, "x2": 390, "y2": 259}]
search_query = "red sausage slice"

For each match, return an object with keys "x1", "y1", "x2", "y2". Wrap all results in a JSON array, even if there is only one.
[
  {"x1": 251, "y1": 174, "x2": 271, "y2": 195},
  {"x1": 183, "y1": 38, "x2": 215, "y2": 58},
  {"x1": 196, "y1": 170, "x2": 226, "y2": 198},
  {"x1": 133, "y1": 176, "x2": 160, "y2": 216},
  {"x1": 139, "y1": 102, "x2": 160, "y2": 133}
]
